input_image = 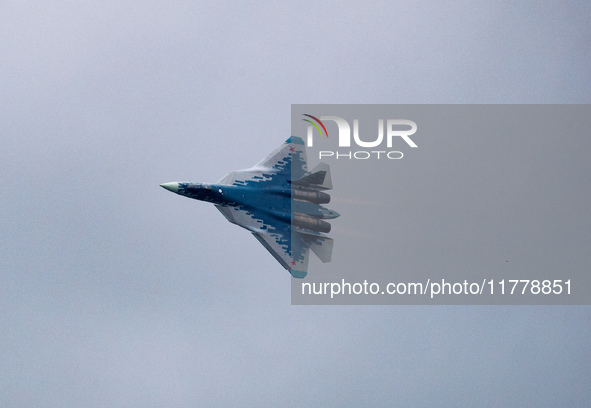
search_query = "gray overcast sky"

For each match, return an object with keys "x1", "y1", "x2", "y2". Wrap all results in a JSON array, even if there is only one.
[{"x1": 1, "y1": 1, "x2": 590, "y2": 407}]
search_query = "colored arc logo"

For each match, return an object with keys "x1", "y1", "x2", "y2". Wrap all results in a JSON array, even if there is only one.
[{"x1": 302, "y1": 114, "x2": 328, "y2": 138}]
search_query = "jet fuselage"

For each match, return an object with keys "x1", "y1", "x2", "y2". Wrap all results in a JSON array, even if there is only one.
[{"x1": 160, "y1": 182, "x2": 339, "y2": 234}]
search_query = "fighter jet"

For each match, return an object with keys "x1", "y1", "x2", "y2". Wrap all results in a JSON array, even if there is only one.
[{"x1": 160, "y1": 136, "x2": 339, "y2": 278}]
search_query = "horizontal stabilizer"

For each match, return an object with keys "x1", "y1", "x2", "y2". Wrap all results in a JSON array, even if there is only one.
[
  {"x1": 294, "y1": 170, "x2": 326, "y2": 186},
  {"x1": 292, "y1": 162, "x2": 332, "y2": 190},
  {"x1": 296, "y1": 230, "x2": 333, "y2": 263}
]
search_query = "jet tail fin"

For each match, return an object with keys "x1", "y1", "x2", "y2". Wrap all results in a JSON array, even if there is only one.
[{"x1": 292, "y1": 162, "x2": 333, "y2": 190}]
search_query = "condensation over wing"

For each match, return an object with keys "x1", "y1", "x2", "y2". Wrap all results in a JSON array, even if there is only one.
[{"x1": 217, "y1": 136, "x2": 307, "y2": 187}]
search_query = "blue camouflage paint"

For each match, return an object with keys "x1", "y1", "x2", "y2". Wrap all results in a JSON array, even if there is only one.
[{"x1": 161, "y1": 136, "x2": 338, "y2": 278}]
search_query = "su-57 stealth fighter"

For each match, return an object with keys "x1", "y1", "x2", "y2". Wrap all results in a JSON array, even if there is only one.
[{"x1": 160, "y1": 136, "x2": 339, "y2": 278}]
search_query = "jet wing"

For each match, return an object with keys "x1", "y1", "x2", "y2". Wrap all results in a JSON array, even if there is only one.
[
  {"x1": 215, "y1": 204, "x2": 266, "y2": 230},
  {"x1": 217, "y1": 136, "x2": 308, "y2": 187},
  {"x1": 252, "y1": 230, "x2": 310, "y2": 279},
  {"x1": 215, "y1": 203, "x2": 311, "y2": 278}
]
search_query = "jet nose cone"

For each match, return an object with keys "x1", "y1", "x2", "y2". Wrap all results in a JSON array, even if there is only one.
[
  {"x1": 160, "y1": 182, "x2": 179, "y2": 193},
  {"x1": 319, "y1": 207, "x2": 340, "y2": 219}
]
